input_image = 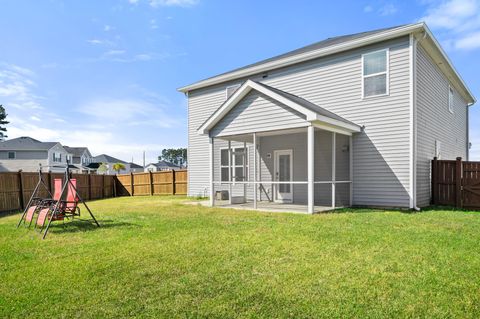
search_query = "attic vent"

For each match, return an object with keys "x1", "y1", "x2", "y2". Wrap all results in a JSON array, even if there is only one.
[{"x1": 225, "y1": 84, "x2": 241, "y2": 99}]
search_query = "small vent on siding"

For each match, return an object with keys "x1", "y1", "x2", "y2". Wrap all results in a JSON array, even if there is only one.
[{"x1": 226, "y1": 84, "x2": 241, "y2": 99}]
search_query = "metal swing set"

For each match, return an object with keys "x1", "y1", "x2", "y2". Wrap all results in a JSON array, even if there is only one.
[{"x1": 17, "y1": 162, "x2": 100, "y2": 239}]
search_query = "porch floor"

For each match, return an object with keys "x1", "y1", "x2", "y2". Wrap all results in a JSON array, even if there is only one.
[{"x1": 188, "y1": 200, "x2": 335, "y2": 214}]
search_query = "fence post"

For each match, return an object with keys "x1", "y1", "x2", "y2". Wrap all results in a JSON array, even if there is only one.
[
  {"x1": 149, "y1": 171, "x2": 154, "y2": 196},
  {"x1": 172, "y1": 170, "x2": 176, "y2": 195},
  {"x1": 18, "y1": 170, "x2": 25, "y2": 210},
  {"x1": 102, "y1": 174, "x2": 105, "y2": 199},
  {"x1": 432, "y1": 157, "x2": 438, "y2": 205},
  {"x1": 130, "y1": 172, "x2": 134, "y2": 196},
  {"x1": 113, "y1": 175, "x2": 117, "y2": 197},
  {"x1": 87, "y1": 174, "x2": 92, "y2": 200},
  {"x1": 456, "y1": 157, "x2": 462, "y2": 208}
]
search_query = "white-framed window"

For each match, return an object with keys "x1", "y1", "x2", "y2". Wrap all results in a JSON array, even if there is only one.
[
  {"x1": 220, "y1": 147, "x2": 248, "y2": 182},
  {"x1": 8, "y1": 152, "x2": 15, "y2": 159},
  {"x1": 53, "y1": 152, "x2": 62, "y2": 162},
  {"x1": 362, "y1": 49, "x2": 389, "y2": 98},
  {"x1": 225, "y1": 84, "x2": 241, "y2": 99},
  {"x1": 66, "y1": 155, "x2": 72, "y2": 163},
  {"x1": 448, "y1": 86, "x2": 454, "y2": 113}
]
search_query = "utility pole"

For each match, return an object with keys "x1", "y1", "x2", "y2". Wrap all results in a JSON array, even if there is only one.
[{"x1": 143, "y1": 151, "x2": 146, "y2": 168}]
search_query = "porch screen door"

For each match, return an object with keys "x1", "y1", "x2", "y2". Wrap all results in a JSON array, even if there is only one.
[{"x1": 274, "y1": 150, "x2": 293, "y2": 202}]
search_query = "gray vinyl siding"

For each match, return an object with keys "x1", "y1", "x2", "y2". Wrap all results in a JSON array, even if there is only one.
[
  {"x1": 210, "y1": 90, "x2": 308, "y2": 137},
  {"x1": 0, "y1": 150, "x2": 46, "y2": 160},
  {"x1": 188, "y1": 36, "x2": 412, "y2": 207},
  {"x1": 415, "y1": 44, "x2": 468, "y2": 207}
]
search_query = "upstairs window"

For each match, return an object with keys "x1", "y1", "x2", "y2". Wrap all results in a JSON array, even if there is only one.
[
  {"x1": 362, "y1": 49, "x2": 388, "y2": 98},
  {"x1": 448, "y1": 86, "x2": 454, "y2": 113},
  {"x1": 8, "y1": 152, "x2": 15, "y2": 159},
  {"x1": 225, "y1": 84, "x2": 241, "y2": 99},
  {"x1": 53, "y1": 152, "x2": 62, "y2": 162}
]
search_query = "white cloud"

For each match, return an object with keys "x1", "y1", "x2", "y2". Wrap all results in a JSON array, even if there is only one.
[
  {"x1": 150, "y1": 19, "x2": 159, "y2": 29},
  {"x1": 419, "y1": 0, "x2": 480, "y2": 50},
  {"x1": 0, "y1": 63, "x2": 43, "y2": 110},
  {"x1": 379, "y1": 3, "x2": 398, "y2": 15},
  {"x1": 149, "y1": 0, "x2": 198, "y2": 7},
  {"x1": 364, "y1": 5, "x2": 373, "y2": 13},
  {"x1": 87, "y1": 39, "x2": 104, "y2": 45},
  {"x1": 128, "y1": 0, "x2": 140, "y2": 4},
  {"x1": 104, "y1": 25, "x2": 113, "y2": 32},
  {"x1": 455, "y1": 30, "x2": 480, "y2": 48},
  {"x1": 103, "y1": 49, "x2": 126, "y2": 56}
]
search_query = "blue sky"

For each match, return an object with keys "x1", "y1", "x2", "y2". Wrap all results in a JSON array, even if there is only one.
[{"x1": 0, "y1": 0, "x2": 479, "y2": 164}]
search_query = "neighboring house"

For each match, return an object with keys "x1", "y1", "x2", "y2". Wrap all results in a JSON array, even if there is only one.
[
  {"x1": 0, "y1": 137, "x2": 71, "y2": 173},
  {"x1": 63, "y1": 146, "x2": 94, "y2": 173},
  {"x1": 179, "y1": 23, "x2": 475, "y2": 212},
  {"x1": 144, "y1": 160, "x2": 180, "y2": 172},
  {"x1": 91, "y1": 154, "x2": 131, "y2": 175},
  {"x1": 129, "y1": 162, "x2": 144, "y2": 173}
]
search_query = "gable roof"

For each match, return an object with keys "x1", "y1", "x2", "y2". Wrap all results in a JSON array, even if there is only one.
[
  {"x1": 178, "y1": 23, "x2": 474, "y2": 105},
  {"x1": 0, "y1": 137, "x2": 58, "y2": 151},
  {"x1": 129, "y1": 162, "x2": 143, "y2": 169},
  {"x1": 198, "y1": 80, "x2": 361, "y2": 136},
  {"x1": 63, "y1": 146, "x2": 89, "y2": 157},
  {"x1": 92, "y1": 154, "x2": 127, "y2": 164},
  {"x1": 147, "y1": 160, "x2": 180, "y2": 168}
]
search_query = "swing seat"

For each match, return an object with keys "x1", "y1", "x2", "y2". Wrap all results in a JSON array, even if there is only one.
[{"x1": 25, "y1": 206, "x2": 37, "y2": 224}]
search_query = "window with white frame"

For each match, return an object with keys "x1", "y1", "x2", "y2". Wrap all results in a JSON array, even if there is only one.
[
  {"x1": 220, "y1": 147, "x2": 248, "y2": 182},
  {"x1": 8, "y1": 152, "x2": 15, "y2": 159},
  {"x1": 448, "y1": 86, "x2": 454, "y2": 113},
  {"x1": 362, "y1": 49, "x2": 388, "y2": 98},
  {"x1": 225, "y1": 84, "x2": 241, "y2": 99},
  {"x1": 53, "y1": 152, "x2": 62, "y2": 162}
]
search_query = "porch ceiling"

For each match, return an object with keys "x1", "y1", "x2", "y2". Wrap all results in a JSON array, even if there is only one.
[{"x1": 197, "y1": 79, "x2": 362, "y2": 137}]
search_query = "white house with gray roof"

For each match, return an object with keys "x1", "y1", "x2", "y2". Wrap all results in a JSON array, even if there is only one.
[
  {"x1": 0, "y1": 137, "x2": 71, "y2": 173},
  {"x1": 179, "y1": 23, "x2": 475, "y2": 212},
  {"x1": 91, "y1": 154, "x2": 131, "y2": 175}
]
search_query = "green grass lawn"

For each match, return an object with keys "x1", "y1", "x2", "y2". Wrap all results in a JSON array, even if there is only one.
[{"x1": 1, "y1": 196, "x2": 480, "y2": 318}]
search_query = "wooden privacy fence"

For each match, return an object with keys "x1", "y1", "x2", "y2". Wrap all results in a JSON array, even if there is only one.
[
  {"x1": 115, "y1": 170, "x2": 187, "y2": 196},
  {"x1": 0, "y1": 171, "x2": 116, "y2": 213},
  {"x1": 0, "y1": 169, "x2": 188, "y2": 213},
  {"x1": 432, "y1": 157, "x2": 480, "y2": 209}
]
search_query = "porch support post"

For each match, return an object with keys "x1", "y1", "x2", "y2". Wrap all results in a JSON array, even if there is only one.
[
  {"x1": 209, "y1": 137, "x2": 215, "y2": 207},
  {"x1": 349, "y1": 135, "x2": 353, "y2": 207},
  {"x1": 307, "y1": 126, "x2": 315, "y2": 214},
  {"x1": 243, "y1": 141, "x2": 247, "y2": 201},
  {"x1": 228, "y1": 140, "x2": 232, "y2": 205},
  {"x1": 331, "y1": 132, "x2": 336, "y2": 209},
  {"x1": 253, "y1": 132, "x2": 257, "y2": 209}
]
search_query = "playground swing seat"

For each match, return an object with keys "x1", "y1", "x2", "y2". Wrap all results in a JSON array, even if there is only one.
[
  {"x1": 23, "y1": 178, "x2": 63, "y2": 228},
  {"x1": 17, "y1": 162, "x2": 100, "y2": 239},
  {"x1": 35, "y1": 178, "x2": 81, "y2": 230}
]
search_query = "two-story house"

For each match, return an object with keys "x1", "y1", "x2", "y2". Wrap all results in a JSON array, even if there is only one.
[
  {"x1": 63, "y1": 146, "x2": 94, "y2": 173},
  {"x1": 179, "y1": 23, "x2": 475, "y2": 213},
  {"x1": 0, "y1": 137, "x2": 71, "y2": 173}
]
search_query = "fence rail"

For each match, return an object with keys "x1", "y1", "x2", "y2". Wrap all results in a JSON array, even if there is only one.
[
  {"x1": 0, "y1": 169, "x2": 188, "y2": 213},
  {"x1": 432, "y1": 157, "x2": 480, "y2": 209}
]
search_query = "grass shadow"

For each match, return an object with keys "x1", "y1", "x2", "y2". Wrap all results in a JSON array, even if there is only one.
[
  {"x1": 46, "y1": 219, "x2": 140, "y2": 234},
  {"x1": 0, "y1": 209, "x2": 22, "y2": 219}
]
